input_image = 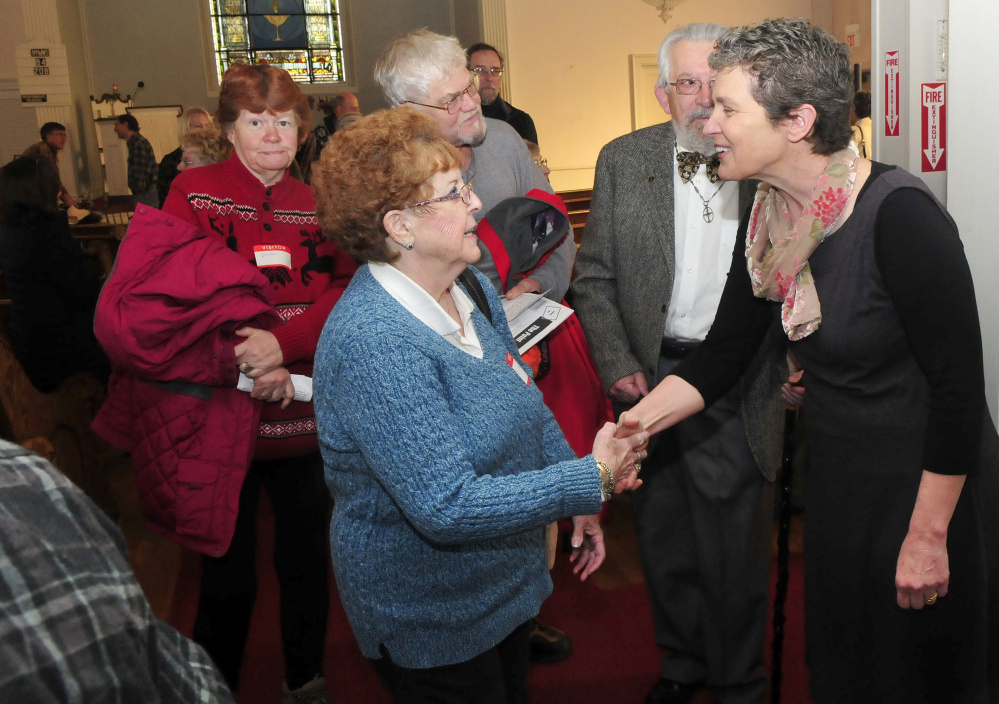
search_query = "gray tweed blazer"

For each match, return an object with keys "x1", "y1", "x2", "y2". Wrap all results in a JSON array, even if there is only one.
[{"x1": 571, "y1": 121, "x2": 786, "y2": 481}]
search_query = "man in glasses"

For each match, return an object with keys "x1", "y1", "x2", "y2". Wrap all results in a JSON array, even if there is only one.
[
  {"x1": 375, "y1": 29, "x2": 573, "y2": 304},
  {"x1": 572, "y1": 23, "x2": 785, "y2": 704},
  {"x1": 466, "y1": 43, "x2": 539, "y2": 145}
]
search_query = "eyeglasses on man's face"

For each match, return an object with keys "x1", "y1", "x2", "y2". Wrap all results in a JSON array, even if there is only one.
[
  {"x1": 471, "y1": 67, "x2": 503, "y2": 77},
  {"x1": 669, "y1": 78, "x2": 715, "y2": 95},
  {"x1": 533, "y1": 157, "x2": 548, "y2": 168},
  {"x1": 406, "y1": 181, "x2": 474, "y2": 210},
  {"x1": 405, "y1": 76, "x2": 479, "y2": 116}
]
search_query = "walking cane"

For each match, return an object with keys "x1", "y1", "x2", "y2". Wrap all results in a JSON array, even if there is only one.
[{"x1": 770, "y1": 405, "x2": 798, "y2": 704}]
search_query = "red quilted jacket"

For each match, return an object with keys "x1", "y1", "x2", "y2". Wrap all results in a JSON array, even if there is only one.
[{"x1": 93, "y1": 207, "x2": 281, "y2": 556}]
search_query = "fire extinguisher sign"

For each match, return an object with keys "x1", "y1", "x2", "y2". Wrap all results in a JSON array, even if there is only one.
[
  {"x1": 884, "y1": 51, "x2": 900, "y2": 137},
  {"x1": 921, "y1": 83, "x2": 946, "y2": 172}
]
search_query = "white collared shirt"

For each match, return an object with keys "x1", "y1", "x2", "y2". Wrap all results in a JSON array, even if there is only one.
[
  {"x1": 665, "y1": 148, "x2": 740, "y2": 342},
  {"x1": 369, "y1": 262, "x2": 483, "y2": 358}
]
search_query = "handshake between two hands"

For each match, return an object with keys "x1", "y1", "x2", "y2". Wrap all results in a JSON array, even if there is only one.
[{"x1": 592, "y1": 412, "x2": 650, "y2": 496}]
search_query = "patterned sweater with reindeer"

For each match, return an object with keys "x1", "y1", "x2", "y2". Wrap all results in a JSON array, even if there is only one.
[{"x1": 164, "y1": 154, "x2": 357, "y2": 459}]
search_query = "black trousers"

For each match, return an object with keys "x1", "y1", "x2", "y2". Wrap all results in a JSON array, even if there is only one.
[
  {"x1": 633, "y1": 357, "x2": 773, "y2": 704},
  {"x1": 193, "y1": 452, "x2": 330, "y2": 691},
  {"x1": 372, "y1": 620, "x2": 532, "y2": 704}
]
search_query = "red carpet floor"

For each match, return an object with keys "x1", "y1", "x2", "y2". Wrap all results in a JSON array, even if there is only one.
[{"x1": 169, "y1": 501, "x2": 812, "y2": 704}]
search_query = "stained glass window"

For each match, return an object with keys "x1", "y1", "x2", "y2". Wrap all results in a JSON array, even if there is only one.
[{"x1": 208, "y1": 0, "x2": 346, "y2": 84}]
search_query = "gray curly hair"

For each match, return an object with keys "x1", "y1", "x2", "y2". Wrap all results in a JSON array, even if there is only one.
[
  {"x1": 709, "y1": 18, "x2": 854, "y2": 155},
  {"x1": 375, "y1": 29, "x2": 468, "y2": 108}
]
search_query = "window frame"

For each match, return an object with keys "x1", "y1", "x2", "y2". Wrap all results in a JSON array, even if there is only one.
[{"x1": 197, "y1": 0, "x2": 356, "y2": 97}]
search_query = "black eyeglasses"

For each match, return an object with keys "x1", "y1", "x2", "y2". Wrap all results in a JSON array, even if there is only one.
[
  {"x1": 471, "y1": 67, "x2": 503, "y2": 77},
  {"x1": 405, "y1": 76, "x2": 479, "y2": 115},
  {"x1": 406, "y1": 181, "x2": 473, "y2": 210},
  {"x1": 669, "y1": 78, "x2": 715, "y2": 95}
]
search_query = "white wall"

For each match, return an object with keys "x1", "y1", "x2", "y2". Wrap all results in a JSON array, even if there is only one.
[
  {"x1": 949, "y1": 0, "x2": 999, "y2": 424},
  {"x1": 504, "y1": 0, "x2": 816, "y2": 191},
  {"x1": 872, "y1": 0, "x2": 947, "y2": 202}
]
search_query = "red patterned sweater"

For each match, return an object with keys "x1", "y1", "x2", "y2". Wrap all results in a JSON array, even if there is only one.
[{"x1": 164, "y1": 155, "x2": 357, "y2": 459}]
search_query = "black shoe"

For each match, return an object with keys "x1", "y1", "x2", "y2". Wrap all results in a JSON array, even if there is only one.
[
  {"x1": 528, "y1": 618, "x2": 572, "y2": 664},
  {"x1": 645, "y1": 678, "x2": 700, "y2": 704}
]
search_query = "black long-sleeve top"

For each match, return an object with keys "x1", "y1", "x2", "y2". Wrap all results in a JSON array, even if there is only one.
[{"x1": 674, "y1": 164, "x2": 985, "y2": 475}]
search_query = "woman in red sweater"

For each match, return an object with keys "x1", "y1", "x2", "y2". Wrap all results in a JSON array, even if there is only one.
[{"x1": 163, "y1": 63, "x2": 356, "y2": 703}]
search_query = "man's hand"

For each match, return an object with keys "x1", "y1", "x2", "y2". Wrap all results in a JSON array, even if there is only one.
[
  {"x1": 505, "y1": 277, "x2": 542, "y2": 300},
  {"x1": 781, "y1": 369, "x2": 805, "y2": 408},
  {"x1": 609, "y1": 372, "x2": 649, "y2": 404}
]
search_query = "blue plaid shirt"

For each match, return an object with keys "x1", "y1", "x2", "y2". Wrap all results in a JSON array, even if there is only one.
[
  {"x1": 127, "y1": 132, "x2": 158, "y2": 195},
  {"x1": 0, "y1": 440, "x2": 233, "y2": 703}
]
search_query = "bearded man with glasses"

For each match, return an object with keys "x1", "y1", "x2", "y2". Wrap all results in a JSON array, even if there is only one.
[
  {"x1": 376, "y1": 29, "x2": 571, "y2": 305},
  {"x1": 572, "y1": 23, "x2": 786, "y2": 704}
]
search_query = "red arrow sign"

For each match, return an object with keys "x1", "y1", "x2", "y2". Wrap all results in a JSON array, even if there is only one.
[
  {"x1": 921, "y1": 82, "x2": 946, "y2": 172},
  {"x1": 884, "y1": 51, "x2": 900, "y2": 136}
]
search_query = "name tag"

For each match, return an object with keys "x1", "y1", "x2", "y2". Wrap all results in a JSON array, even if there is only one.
[
  {"x1": 253, "y1": 244, "x2": 292, "y2": 269},
  {"x1": 506, "y1": 352, "x2": 531, "y2": 386}
]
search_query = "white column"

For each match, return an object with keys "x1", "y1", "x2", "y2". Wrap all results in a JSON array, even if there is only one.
[
  {"x1": 479, "y1": 0, "x2": 511, "y2": 99},
  {"x1": 21, "y1": 0, "x2": 79, "y2": 198}
]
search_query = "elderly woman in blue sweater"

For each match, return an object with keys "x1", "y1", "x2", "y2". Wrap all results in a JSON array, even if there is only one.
[{"x1": 311, "y1": 107, "x2": 647, "y2": 703}]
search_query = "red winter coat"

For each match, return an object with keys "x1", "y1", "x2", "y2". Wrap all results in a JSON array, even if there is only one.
[{"x1": 93, "y1": 207, "x2": 281, "y2": 556}]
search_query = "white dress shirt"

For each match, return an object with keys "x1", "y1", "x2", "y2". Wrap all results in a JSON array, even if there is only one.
[
  {"x1": 664, "y1": 148, "x2": 740, "y2": 342},
  {"x1": 369, "y1": 262, "x2": 483, "y2": 358}
]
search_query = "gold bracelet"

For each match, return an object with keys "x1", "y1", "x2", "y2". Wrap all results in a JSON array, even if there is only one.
[{"x1": 595, "y1": 461, "x2": 614, "y2": 502}]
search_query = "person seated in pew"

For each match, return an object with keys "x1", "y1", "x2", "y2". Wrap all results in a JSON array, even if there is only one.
[
  {"x1": 175, "y1": 127, "x2": 233, "y2": 173},
  {"x1": 0, "y1": 156, "x2": 110, "y2": 392},
  {"x1": 157, "y1": 107, "x2": 213, "y2": 204}
]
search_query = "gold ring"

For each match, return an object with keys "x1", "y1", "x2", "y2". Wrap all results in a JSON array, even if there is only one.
[
  {"x1": 240, "y1": 362, "x2": 254, "y2": 374},
  {"x1": 926, "y1": 592, "x2": 938, "y2": 605}
]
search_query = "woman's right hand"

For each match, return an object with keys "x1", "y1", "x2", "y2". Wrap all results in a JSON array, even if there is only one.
[{"x1": 591, "y1": 420, "x2": 648, "y2": 494}]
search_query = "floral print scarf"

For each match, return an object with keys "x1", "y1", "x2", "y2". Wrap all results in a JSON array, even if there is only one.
[{"x1": 745, "y1": 148, "x2": 859, "y2": 340}]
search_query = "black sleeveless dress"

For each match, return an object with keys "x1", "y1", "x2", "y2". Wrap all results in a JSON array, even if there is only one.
[
  {"x1": 789, "y1": 167, "x2": 992, "y2": 703},
  {"x1": 676, "y1": 164, "x2": 997, "y2": 703}
]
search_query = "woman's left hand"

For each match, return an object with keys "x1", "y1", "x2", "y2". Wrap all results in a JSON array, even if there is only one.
[
  {"x1": 895, "y1": 529, "x2": 949, "y2": 609},
  {"x1": 248, "y1": 366, "x2": 296, "y2": 409},
  {"x1": 569, "y1": 514, "x2": 605, "y2": 581},
  {"x1": 234, "y1": 327, "x2": 284, "y2": 378}
]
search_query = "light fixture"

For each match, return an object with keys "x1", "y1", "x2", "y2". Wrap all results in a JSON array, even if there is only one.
[{"x1": 641, "y1": 0, "x2": 684, "y2": 22}]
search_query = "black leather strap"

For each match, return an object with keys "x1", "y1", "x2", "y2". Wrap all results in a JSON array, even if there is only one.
[{"x1": 457, "y1": 268, "x2": 492, "y2": 324}]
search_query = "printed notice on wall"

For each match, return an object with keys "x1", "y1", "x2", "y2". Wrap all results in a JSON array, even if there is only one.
[
  {"x1": 921, "y1": 83, "x2": 946, "y2": 172},
  {"x1": 884, "y1": 51, "x2": 900, "y2": 137},
  {"x1": 16, "y1": 40, "x2": 70, "y2": 107}
]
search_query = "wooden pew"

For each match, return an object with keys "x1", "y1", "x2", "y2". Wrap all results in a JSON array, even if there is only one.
[
  {"x1": 0, "y1": 322, "x2": 119, "y2": 521},
  {"x1": 558, "y1": 188, "x2": 592, "y2": 245}
]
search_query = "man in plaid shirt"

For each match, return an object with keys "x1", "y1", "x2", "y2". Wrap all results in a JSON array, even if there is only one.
[
  {"x1": 0, "y1": 439, "x2": 233, "y2": 703},
  {"x1": 115, "y1": 113, "x2": 159, "y2": 208}
]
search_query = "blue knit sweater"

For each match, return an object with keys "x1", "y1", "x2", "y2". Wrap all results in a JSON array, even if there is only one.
[{"x1": 314, "y1": 265, "x2": 603, "y2": 669}]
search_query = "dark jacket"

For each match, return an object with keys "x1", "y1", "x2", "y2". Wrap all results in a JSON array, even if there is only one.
[{"x1": 0, "y1": 207, "x2": 109, "y2": 391}]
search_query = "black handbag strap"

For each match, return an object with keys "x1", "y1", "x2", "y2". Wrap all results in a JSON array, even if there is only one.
[{"x1": 457, "y1": 268, "x2": 492, "y2": 324}]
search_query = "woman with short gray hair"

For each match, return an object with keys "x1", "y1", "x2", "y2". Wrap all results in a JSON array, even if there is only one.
[{"x1": 625, "y1": 17, "x2": 997, "y2": 704}]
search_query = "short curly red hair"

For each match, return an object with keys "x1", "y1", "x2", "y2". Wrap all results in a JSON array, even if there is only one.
[
  {"x1": 216, "y1": 63, "x2": 312, "y2": 144},
  {"x1": 311, "y1": 107, "x2": 461, "y2": 263}
]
